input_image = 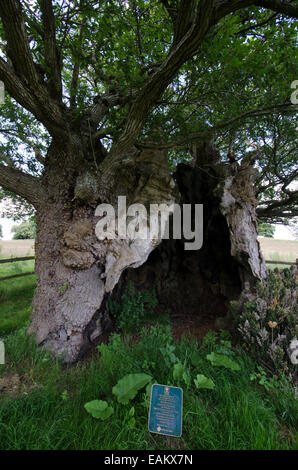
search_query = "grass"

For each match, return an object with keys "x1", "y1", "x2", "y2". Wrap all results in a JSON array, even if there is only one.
[
  {"x1": 0, "y1": 323, "x2": 297, "y2": 450},
  {"x1": 0, "y1": 255, "x2": 35, "y2": 335}
]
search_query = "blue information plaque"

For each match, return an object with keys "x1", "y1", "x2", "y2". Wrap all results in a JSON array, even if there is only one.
[{"x1": 148, "y1": 384, "x2": 183, "y2": 437}]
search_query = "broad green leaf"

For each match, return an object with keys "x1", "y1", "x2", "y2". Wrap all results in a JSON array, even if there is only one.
[
  {"x1": 173, "y1": 362, "x2": 191, "y2": 386},
  {"x1": 190, "y1": 350, "x2": 201, "y2": 367},
  {"x1": 194, "y1": 374, "x2": 215, "y2": 390},
  {"x1": 84, "y1": 400, "x2": 114, "y2": 420},
  {"x1": 173, "y1": 362, "x2": 184, "y2": 382},
  {"x1": 206, "y1": 352, "x2": 241, "y2": 371},
  {"x1": 112, "y1": 373, "x2": 152, "y2": 404}
]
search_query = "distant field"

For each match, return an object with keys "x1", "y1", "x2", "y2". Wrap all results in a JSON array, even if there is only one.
[
  {"x1": 0, "y1": 237, "x2": 297, "y2": 263},
  {"x1": 0, "y1": 240, "x2": 35, "y2": 258},
  {"x1": 259, "y1": 238, "x2": 298, "y2": 265}
]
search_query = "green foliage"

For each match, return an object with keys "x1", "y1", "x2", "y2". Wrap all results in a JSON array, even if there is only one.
[
  {"x1": 112, "y1": 373, "x2": 152, "y2": 404},
  {"x1": 61, "y1": 390, "x2": 69, "y2": 402},
  {"x1": 206, "y1": 352, "x2": 241, "y2": 371},
  {"x1": 0, "y1": 224, "x2": 2, "y2": 239},
  {"x1": 12, "y1": 218, "x2": 36, "y2": 240},
  {"x1": 109, "y1": 282, "x2": 158, "y2": 333},
  {"x1": 84, "y1": 400, "x2": 114, "y2": 420},
  {"x1": 173, "y1": 362, "x2": 191, "y2": 387},
  {"x1": 160, "y1": 343, "x2": 178, "y2": 368},
  {"x1": 250, "y1": 366, "x2": 292, "y2": 393},
  {"x1": 236, "y1": 266, "x2": 298, "y2": 376},
  {"x1": 194, "y1": 375, "x2": 215, "y2": 390},
  {"x1": 0, "y1": 3, "x2": 296, "y2": 224},
  {"x1": 201, "y1": 331, "x2": 218, "y2": 352},
  {"x1": 258, "y1": 223, "x2": 275, "y2": 238}
]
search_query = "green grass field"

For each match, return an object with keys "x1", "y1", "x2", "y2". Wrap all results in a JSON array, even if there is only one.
[
  {"x1": 0, "y1": 239, "x2": 297, "y2": 450},
  {"x1": 0, "y1": 241, "x2": 35, "y2": 334}
]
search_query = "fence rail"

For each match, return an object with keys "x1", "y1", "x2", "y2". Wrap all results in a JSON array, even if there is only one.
[
  {"x1": 0, "y1": 256, "x2": 35, "y2": 282},
  {"x1": 0, "y1": 256, "x2": 35, "y2": 264},
  {"x1": 265, "y1": 260, "x2": 297, "y2": 266},
  {"x1": 0, "y1": 256, "x2": 297, "y2": 282}
]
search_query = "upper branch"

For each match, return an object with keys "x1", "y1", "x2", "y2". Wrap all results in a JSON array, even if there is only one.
[
  {"x1": 0, "y1": 0, "x2": 40, "y2": 86},
  {"x1": 136, "y1": 104, "x2": 297, "y2": 150},
  {"x1": 110, "y1": 0, "x2": 298, "y2": 157},
  {"x1": 110, "y1": 0, "x2": 215, "y2": 157},
  {"x1": 0, "y1": 57, "x2": 67, "y2": 139},
  {"x1": 40, "y1": 0, "x2": 62, "y2": 100},
  {"x1": 254, "y1": 0, "x2": 298, "y2": 18},
  {"x1": 0, "y1": 162, "x2": 44, "y2": 206},
  {"x1": 0, "y1": 0, "x2": 67, "y2": 139},
  {"x1": 214, "y1": 0, "x2": 298, "y2": 20}
]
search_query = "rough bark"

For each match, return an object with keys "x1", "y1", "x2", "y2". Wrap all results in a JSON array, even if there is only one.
[
  {"x1": 28, "y1": 140, "x2": 267, "y2": 362},
  {"x1": 28, "y1": 139, "x2": 177, "y2": 362}
]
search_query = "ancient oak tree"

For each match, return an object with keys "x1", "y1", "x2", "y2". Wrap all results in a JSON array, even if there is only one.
[{"x1": 0, "y1": 0, "x2": 297, "y2": 360}]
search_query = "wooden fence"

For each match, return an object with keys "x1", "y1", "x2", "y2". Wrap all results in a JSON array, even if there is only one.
[
  {"x1": 0, "y1": 256, "x2": 297, "y2": 283},
  {"x1": 0, "y1": 256, "x2": 35, "y2": 282}
]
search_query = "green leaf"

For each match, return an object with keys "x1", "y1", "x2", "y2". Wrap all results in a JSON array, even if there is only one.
[
  {"x1": 84, "y1": 400, "x2": 114, "y2": 420},
  {"x1": 112, "y1": 373, "x2": 152, "y2": 404},
  {"x1": 206, "y1": 352, "x2": 241, "y2": 371},
  {"x1": 173, "y1": 362, "x2": 191, "y2": 386},
  {"x1": 190, "y1": 350, "x2": 201, "y2": 367},
  {"x1": 183, "y1": 370, "x2": 191, "y2": 387},
  {"x1": 173, "y1": 362, "x2": 184, "y2": 382},
  {"x1": 146, "y1": 382, "x2": 153, "y2": 397},
  {"x1": 194, "y1": 374, "x2": 215, "y2": 390}
]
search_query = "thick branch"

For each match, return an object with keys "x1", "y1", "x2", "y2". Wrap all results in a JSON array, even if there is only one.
[
  {"x1": 257, "y1": 193, "x2": 298, "y2": 221},
  {"x1": 0, "y1": 163, "x2": 44, "y2": 206},
  {"x1": 0, "y1": 1, "x2": 67, "y2": 139},
  {"x1": 214, "y1": 0, "x2": 298, "y2": 19},
  {"x1": 110, "y1": 0, "x2": 297, "y2": 159},
  {"x1": 40, "y1": 0, "x2": 62, "y2": 100},
  {"x1": 254, "y1": 0, "x2": 298, "y2": 18},
  {"x1": 110, "y1": 0, "x2": 215, "y2": 157},
  {"x1": 0, "y1": 58, "x2": 67, "y2": 139},
  {"x1": 0, "y1": 0, "x2": 40, "y2": 85}
]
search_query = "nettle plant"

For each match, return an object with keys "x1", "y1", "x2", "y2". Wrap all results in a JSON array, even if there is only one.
[{"x1": 236, "y1": 267, "x2": 298, "y2": 376}]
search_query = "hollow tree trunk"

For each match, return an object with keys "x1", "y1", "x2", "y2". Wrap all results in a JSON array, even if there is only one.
[
  {"x1": 28, "y1": 140, "x2": 267, "y2": 362},
  {"x1": 119, "y1": 143, "x2": 267, "y2": 324}
]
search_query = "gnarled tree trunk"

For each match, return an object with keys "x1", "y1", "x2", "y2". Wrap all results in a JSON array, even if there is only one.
[{"x1": 28, "y1": 140, "x2": 267, "y2": 362}]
